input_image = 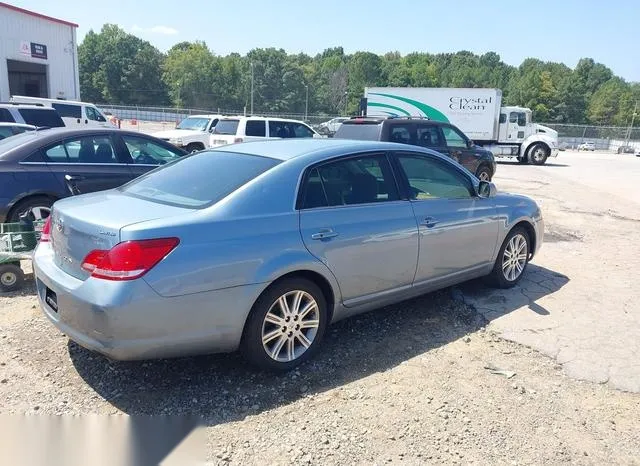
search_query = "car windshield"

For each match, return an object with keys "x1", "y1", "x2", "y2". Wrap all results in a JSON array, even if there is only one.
[
  {"x1": 176, "y1": 117, "x2": 210, "y2": 131},
  {"x1": 120, "y1": 150, "x2": 281, "y2": 208},
  {"x1": 212, "y1": 119, "x2": 240, "y2": 135}
]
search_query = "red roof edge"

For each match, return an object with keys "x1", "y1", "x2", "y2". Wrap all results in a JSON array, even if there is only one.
[{"x1": 0, "y1": 2, "x2": 79, "y2": 28}]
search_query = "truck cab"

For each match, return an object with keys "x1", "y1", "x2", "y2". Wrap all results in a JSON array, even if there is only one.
[{"x1": 493, "y1": 106, "x2": 559, "y2": 164}]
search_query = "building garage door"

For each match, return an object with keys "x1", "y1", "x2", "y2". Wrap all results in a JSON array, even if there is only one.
[{"x1": 7, "y1": 59, "x2": 48, "y2": 98}]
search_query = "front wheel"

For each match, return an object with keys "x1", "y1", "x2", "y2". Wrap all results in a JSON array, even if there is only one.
[
  {"x1": 475, "y1": 165, "x2": 493, "y2": 181},
  {"x1": 185, "y1": 143, "x2": 204, "y2": 153},
  {"x1": 528, "y1": 143, "x2": 549, "y2": 165},
  {"x1": 487, "y1": 227, "x2": 530, "y2": 289},
  {"x1": 241, "y1": 278, "x2": 328, "y2": 371}
]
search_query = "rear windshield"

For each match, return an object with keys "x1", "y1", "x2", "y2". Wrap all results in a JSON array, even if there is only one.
[
  {"x1": 334, "y1": 122, "x2": 382, "y2": 141},
  {"x1": 213, "y1": 119, "x2": 240, "y2": 135},
  {"x1": 0, "y1": 130, "x2": 40, "y2": 154},
  {"x1": 120, "y1": 150, "x2": 281, "y2": 208},
  {"x1": 18, "y1": 109, "x2": 65, "y2": 128}
]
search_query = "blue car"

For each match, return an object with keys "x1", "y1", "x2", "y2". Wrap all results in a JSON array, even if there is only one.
[{"x1": 34, "y1": 139, "x2": 543, "y2": 371}]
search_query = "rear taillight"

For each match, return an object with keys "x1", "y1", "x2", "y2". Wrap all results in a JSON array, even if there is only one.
[
  {"x1": 81, "y1": 238, "x2": 179, "y2": 281},
  {"x1": 40, "y1": 217, "x2": 51, "y2": 242},
  {"x1": 234, "y1": 137, "x2": 244, "y2": 143}
]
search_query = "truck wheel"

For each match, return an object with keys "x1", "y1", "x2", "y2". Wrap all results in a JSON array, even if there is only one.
[
  {"x1": 185, "y1": 143, "x2": 204, "y2": 153},
  {"x1": 528, "y1": 143, "x2": 549, "y2": 165},
  {"x1": 475, "y1": 165, "x2": 493, "y2": 181},
  {"x1": 518, "y1": 154, "x2": 528, "y2": 164}
]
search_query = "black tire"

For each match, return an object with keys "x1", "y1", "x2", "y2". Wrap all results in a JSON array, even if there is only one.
[
  {"x1": 487, "y1": 227, "x2": 530, "y2": 289},
  {"x1": 185, "y1": 143, "x2": 204, "y2": 153},
  {"x1": 241, "y1": 278, "x2": 328, "y2": 371},
  {"x1": 0, "y1": 264, "x2": 24, "y2": 293},
  {"x1": 8, "y1": 196, "x2": 54, "y2": 222},
  {"x1": 475, "y1": 164, "x2": 493, "y2": 181},
  {"x1": 528, "y1": 143, "x2": 549, "y2": 165},
  {"x1": 517, "y1": 154, "x2": 529, "y2": 164}
]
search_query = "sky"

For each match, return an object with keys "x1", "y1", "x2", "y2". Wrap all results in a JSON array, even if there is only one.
[{"x1": 8, "y1": 0, "x2": 640, "y2": 82}]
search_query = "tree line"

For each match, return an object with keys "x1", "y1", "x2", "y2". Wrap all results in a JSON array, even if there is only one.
[{"x1": 79, "y1": 24, "x2": 640, "y2": 125}]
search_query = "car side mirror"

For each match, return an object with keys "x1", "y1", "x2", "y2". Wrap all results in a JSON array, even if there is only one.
[
  {"x1": 467, "y1": 140, "x2": 475, "y2": 149},
  {"x1": 478, "y1": 180, "x2": 497, "y2": 198}
]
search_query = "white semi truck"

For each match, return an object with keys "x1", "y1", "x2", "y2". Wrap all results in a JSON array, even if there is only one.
[{"x1": 363, "y1": 87, "x2": 559, "y2": 165}]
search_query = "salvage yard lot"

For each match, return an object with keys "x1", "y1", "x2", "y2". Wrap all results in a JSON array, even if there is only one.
[{"x1": 1, "y1": 150, "x2": 639, "y2": 464}]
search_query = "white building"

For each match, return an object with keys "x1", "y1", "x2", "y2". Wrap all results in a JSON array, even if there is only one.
[{"x1": 0, "y1": 2, "x2": 79, "y2": 101}]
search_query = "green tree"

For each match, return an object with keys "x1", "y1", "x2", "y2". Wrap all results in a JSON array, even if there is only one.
[{"x1": 78, "y1": 24, "x2": 168, "y2": 105}]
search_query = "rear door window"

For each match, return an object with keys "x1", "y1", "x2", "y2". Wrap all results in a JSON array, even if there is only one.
[
  {"x1": 44, "y1": 136, "x2": 120, "y2": 164},
  {"x1": 245, "y1": 120, "x2": 266, "y2": 137},
  {"x1": 302, "y1": 154, "x2": 399, "y2": 208},
  {"x1": 18, "y1": 109, "x2": 65, "y2": 128},
  {"x1": 52, "y1": 103, "x2": 82, "y2": 119},
  {"x1": 389, "y1": 124, "x2": 413, "y2": 145},
  {"x1": 0, "y1": 108, "x2": 15, "y2": 123}
]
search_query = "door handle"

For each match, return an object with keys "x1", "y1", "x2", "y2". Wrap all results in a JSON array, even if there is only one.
[
  {"x1": 311, "y1": 229, "x2": 339, "y2": 240},
  {"x1": 421, "y1": 217, "x2": 438, "y2": 228},
  {"x1": 65, "y1": 174, "x2": 85, "y2": 181}
]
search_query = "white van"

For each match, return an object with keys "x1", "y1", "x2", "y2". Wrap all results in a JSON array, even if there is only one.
[
  {"x1": 9, "y1": 96, "x2": 114, "y2": 128},
  {"x1": 210, "y1": 116, "x2": 320, "y2": 146}
]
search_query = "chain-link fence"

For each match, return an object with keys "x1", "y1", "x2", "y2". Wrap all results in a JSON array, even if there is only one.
[
  {"x1": 542, "y1": 123, "x2": 640, "y2": 151},
  {"x1": 98, "y1": 104, "x2": 340, "y2": 127}
]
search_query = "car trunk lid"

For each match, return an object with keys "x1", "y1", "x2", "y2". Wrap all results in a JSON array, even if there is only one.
[{"x1": 50, "y1": 191, "x2": 192, "y2": 280}]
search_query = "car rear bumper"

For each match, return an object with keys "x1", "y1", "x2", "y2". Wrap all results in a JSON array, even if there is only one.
[{"x1": 33, "y1": 243, "x2": 263, "y2": 361}]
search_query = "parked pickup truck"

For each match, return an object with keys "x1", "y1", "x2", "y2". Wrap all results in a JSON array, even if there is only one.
[{"x1": 152, "y1": 114, "x2": 224, "y2": 152}]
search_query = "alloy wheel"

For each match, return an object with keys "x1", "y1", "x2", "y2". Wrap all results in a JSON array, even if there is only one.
[
  {"x1": 502, "y1": 233, "x2": 528, "y2": 281},
  {"x1": 261, "y1": 290, "x2": 320, "y2": 362}
]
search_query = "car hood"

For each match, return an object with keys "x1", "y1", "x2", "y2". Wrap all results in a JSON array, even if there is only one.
[{"x1": 152, "y1": 129, "x2": 203, "y2": 139}]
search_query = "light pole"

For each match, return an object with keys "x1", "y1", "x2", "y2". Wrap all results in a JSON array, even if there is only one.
[
  {"x1": 304, "y1": 84, "x2": 309, "y2": 121},
  {"x1": 250, "y1": 62, "x2": 254, "y2": 115},
  {"x1": 344, "y1": 91, "x2": 348, "y2": 116}
]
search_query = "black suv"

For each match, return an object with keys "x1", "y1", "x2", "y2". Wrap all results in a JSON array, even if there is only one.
[{"x1": 334, "y1": 117, "x2": 496, "y2": 181}]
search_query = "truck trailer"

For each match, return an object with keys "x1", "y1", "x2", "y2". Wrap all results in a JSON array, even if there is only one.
[{"x1": 363, "y1": 87, "x2": 559, "y2": 165}]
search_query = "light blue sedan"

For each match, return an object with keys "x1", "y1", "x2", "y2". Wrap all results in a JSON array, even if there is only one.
[{"x1": 33, "y1": 139, "x2": 543, "y2": 371}]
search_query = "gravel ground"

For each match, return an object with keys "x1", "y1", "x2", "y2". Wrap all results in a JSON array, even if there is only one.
[{"x1": 1, "y1": 285, "x2": 639, "y2": 464}]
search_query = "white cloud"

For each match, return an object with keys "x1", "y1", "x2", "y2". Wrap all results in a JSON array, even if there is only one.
[{"x1": 131, "y1": 25, "x2": 178, "y2": 35}]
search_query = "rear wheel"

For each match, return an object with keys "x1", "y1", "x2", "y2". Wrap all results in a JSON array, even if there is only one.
[
  {"x1": 241, "y1": 278, "x2": 328, "y2": 371},
  {"x1": 528, "y1": 143, "x2": 549, "y2": 165},
  {"x1": 0, "y1": 264, "x2": 24, "y2": 293},
  {"x1": 8, "y1": 196, "x2": 53, "y2": 222}
]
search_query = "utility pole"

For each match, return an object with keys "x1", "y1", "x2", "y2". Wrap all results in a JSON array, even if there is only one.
[
  {"x1": 624, "y1": 100, "x2": 638, "y2": 148},
  {"x1": 250, "y1": 62, "x2": 254, "y2": 115},
  {"x1": 304, "y1": 84, "x2": 309, "y2": 121}
]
